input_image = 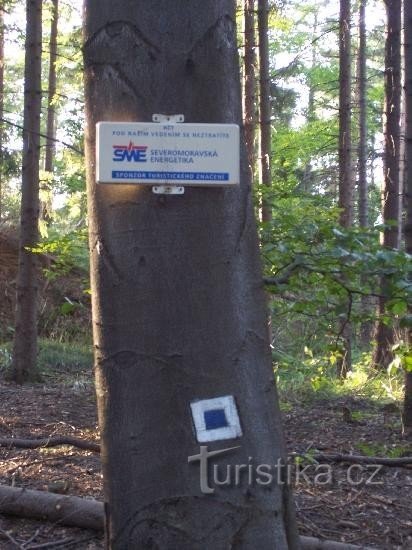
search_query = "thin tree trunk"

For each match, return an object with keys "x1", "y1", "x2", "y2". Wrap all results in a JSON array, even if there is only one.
[
  {"x1": 0, "y1": 3, "x2": 4, "y2": 221},
  {"x1": 258, "y1": 0, "x2": 272, "y2": 224},
  {"x1": 338, "y1": 0, "x2": 353, "y2": 229},
  {"x1": 403, "y1": 0, "x2": 412, "y2": 429},
  {"x1": 337, "y1": 0, "x2": 353, "y2": 378},
  {"x1": 358, "y1": 0, "x2": 368, "y2": 227},
  {"x1": 243, "y1": 0, "x2": 256, "y2": 180},
  {"x1": 42, "y1": 0, "x2": 58, "y2": 225},
  {"x1": 83, "y1": 2, "x2": 299, "y2": 548},
  {"x1": 257, "y1": 0, "x2": 273, "y2": 344},
  {"x1": 399, "y1": 91, "x2": 405, "y2": 249},
  {"x1": 373, "y1": 0, "x2": 401, "y2": 369},
  {"x1": 11, "y1": 0, "x2": 42, "y2": 383},
  {"x1": 302, "y1": 10, "x2": 318, "y2": 193},
  {"x1": 357, "y1": 0, "x2": 373, "y2": 347},
  {"x1": 382, "y1": 0, "x2": 401, "y2": 251}
]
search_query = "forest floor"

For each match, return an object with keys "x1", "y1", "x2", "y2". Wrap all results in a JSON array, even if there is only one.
[{"x1": 0, "y1": 362, "x2": 411, "y2": 549}]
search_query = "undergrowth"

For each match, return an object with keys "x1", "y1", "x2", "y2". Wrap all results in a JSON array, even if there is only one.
[
  {"x1": 0, "y1": 338, "x2": 92, "y2": 382},
  {"x1": 275, "y1": 350, "x2": 405, "y2": 406}
]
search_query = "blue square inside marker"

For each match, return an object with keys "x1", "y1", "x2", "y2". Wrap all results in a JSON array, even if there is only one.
[{"x1": 204, "y1": 408, "x2": 228, "y2": 430}]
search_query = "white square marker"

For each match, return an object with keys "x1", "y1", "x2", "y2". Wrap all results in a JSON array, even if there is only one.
[{"x1": 190, "y1": 395, "x2": 242, "y2": 443}]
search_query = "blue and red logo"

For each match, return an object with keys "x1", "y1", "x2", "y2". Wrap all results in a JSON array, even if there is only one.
[{"x1": 113, "y1": 141, "x2": 147, "y2": 162}]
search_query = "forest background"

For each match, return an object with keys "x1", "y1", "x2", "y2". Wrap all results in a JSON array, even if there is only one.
[{"x1": 0, "y1": 0, "x2": 411, "y2": 427}]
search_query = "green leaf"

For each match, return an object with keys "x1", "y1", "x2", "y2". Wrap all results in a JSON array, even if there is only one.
[
  {"x1": 60, "y1": 302, "x2": 77, "y2": 315},
  {"x1": 404, "y1": 354, "x2": 412, "y2": 373},
  {"x1": 388, "y1": 300, "x2": 407, "y2": 316}
]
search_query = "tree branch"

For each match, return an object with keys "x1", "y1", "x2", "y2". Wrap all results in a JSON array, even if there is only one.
[
  {"x1": 291, "y1": 452, "x2": 412, "y2": 466},
  {"x1": 0, "y1": 436, "x2": 99, "y2": 453},
  {"x1": 0, "y1": 118, "x2": 84, "y2": 155}
]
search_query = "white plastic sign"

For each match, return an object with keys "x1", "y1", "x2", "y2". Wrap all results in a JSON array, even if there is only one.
[
  {"x1": 190, "y1": 395, "x2": 242, "y2": 443},
  {"x1": 96, "y1": 122, "x2": 240, "y2": 186}
]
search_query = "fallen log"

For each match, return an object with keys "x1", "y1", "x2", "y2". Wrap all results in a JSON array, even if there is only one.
[
  {"x1": 0, "y1": 436, "x2": 100, "y2": 453},
  {"x1": 292, "y1": 452, "x2": 412, "y2": 467},
  {"x1": 300, "y1": 536, "x2": 375, "y2": 550},
  {"x1": 1, "y1": 436, "x2": 410, "y2": 468},
  {"x1": 0, "y1": 485, "x2": 377, "y2": 549},
  {"x1": 0, "y1": 485, "x2": 103, "y2": 530}
]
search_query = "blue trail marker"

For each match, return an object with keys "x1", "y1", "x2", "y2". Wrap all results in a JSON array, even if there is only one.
[{"x1": 190, "y1": 395, "x2": 242, "y2": 443}]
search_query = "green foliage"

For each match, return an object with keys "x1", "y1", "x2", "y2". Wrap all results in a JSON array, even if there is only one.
[
  {"x1": 356, "y1": 442, "x2": 411, "y2": 458},
  {"x1": 33, "y1": 227, "x2": 89, "y2": 280},
  {"x1": 272, "y1": 119, "x2": 338, "y2": 192},
  {"x1": 0, "y1": 339, "x2": 92, "y2": 377},
  {"x1": 276, "y1": 350, "x2": 405, "y2": 405},
  {"x1": 261, "y1": 191, "x2": 411, "y2": 361}
]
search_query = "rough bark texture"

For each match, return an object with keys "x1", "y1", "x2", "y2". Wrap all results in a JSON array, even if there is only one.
[
  {"x1": 338, "y1": 0, "x2": 353, "y2": 228},
  {"x1": 381, "y1": 0, "x2": 401, "y2": 250},
  {"x1": 403, "y1": 0, "x2": 412, "y2": 429},
  {"x1": 42, "y1": 0, "x2": 58, "y2": 224},
  {"x1": 257, "y1": 0, "x2": 272, "y2": 224},
  {"x1": 0, "y1": 3, "x2": 4, "y2": 221},
  {"x1": 336, "y1": 0, "x2": 353, "y2": 378},
  {"x1": 11, "y1": 0, "x2": 42, "y2": 383},
  {"x1": 357, "y1": 0, "x2": 368, "y2": 228},
  {"x1": 242, "y1": 0, "x2": 256, "y2": 180},
  {"x1": 357, "y1": 0, "x2": 372, "y2": 346},
  {"x1": 83, "y1": 2, "x2": 299, "y2": 549},
  {"x1": 373, "y1": 0, "x2": 401, "y2": 370},
  {"x1": 302, "y1": 10, "x2": 318, "y2": 193}
]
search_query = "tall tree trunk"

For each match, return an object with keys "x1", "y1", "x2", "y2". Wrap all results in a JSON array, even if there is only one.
[
  {"x1": 257, "y1": 0, "x2": 273, "y2": 342},
  {"x1": 302, "y1": 9, "x2": 318, "y2": 193},
  {"x1": 11, "y1": 0, "x2": 42, "y2": 384},
  {"x1": 357, "y1": 0, "x2": 368, "y2": 228},
  {"x1": 243, "y1": 0, "x2": 256, "y2": 180},
  {"x1": 373, "y1": 0, "x2": 401, "y2": 369},
  {"x1": 337, "y1": 0, "x2": 353, "y2": 377},
  {"x1": 258, "y1": 0, "x2": 272, "y2": 224},
  {"x1": 338, "y1": 0, "x2": 353, "y2": 229},
  {"x1": 83, "y1": 2, "x2": 299, "y2": 548},
  {"x1": 42, "y1": 0, "x2": 58, "y2": 225},
  {"x1": 0, "y1": 3, "x2": 4, "y2": 221},
  {"x1": 403, "y1": 0, "x2": 412, "y2": 429},
  {"x1": 357, "y1": 0, "x2": 372, "y2": 347}
]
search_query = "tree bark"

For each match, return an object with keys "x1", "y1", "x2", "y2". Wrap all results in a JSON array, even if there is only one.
[
  {"x1": 338, "y1": 0, "x2": 353, "y2": 229},
  {"x1": 258, "y1": 0, "x2": 272, "y2": 224},
  {"x1": 42, "y1": 0, "x2": 59, "y2": 225},
  {"x1": 381, "y1": 0, "x2": 401, "y2": 251},
  {"x1": 11, "y1": 0, "x2": 42, "y2": 383},
  {"x1": 0, "y1": 3, "x2": 4, "y2": 221},
  {"x1": 83, "y1": 2, "x2": 299, "y2": 548},
  {"x1": 357, "y1": 0, "x2": 368, "y2": 228},
  {"x1": 243, "y1": 0, "x2": 256, "y2": 180},
  {"x1": 403, "y1": 0, "x2": 412, "y2": 429},
  {"x1": 302, "y1": 9, "x2": 318, "y2": 193},
  {"x1": 336, "y1": 0, "x2": 353, "y2": 378},
  {"x1": 357, "y1": 0, "x2": 372, "y2": 347},
  {"x1": 373, "y1": 0, "x2": 401, "y2": 369},
  {"x1": 257, "y1": 0, "x2": 273, "y2": 345}
]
